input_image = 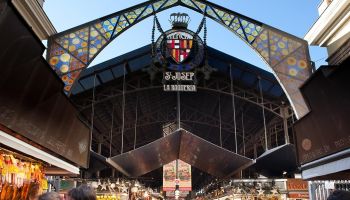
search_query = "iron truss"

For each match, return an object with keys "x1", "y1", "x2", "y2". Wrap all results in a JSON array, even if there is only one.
[
  {"x1": 47, "y1": 0, "x2": 313, "y2": 118},
  {"x1": 73, "y1": 72, "x2": 293, "y2": 157}
]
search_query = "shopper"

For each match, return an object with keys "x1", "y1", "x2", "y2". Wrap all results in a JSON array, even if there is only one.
[
  {"x1": 27, "y1": 183, "x2": 41, "y2": 200},
  {"x1": 327, "y1": 190, "x2": 350, "y2": 200},
  {"x1": 67, "y1": 185, "x2": 96, "y2": 200},
  {"x1": 38, "y1": 192, "x2": 61, "y2": 200}
]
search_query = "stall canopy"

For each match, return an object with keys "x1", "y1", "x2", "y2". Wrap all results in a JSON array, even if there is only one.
[
  {"x1": 107, "y1": 129, "x2": 253, "y2": 178},
  {"x1": 252, "y1": 144, "x2": 297, "y2": 177}
]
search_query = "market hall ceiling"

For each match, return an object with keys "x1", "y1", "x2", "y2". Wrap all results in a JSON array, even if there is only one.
[
  {"x1": 70, "y1": 45, "x2": 297, "y2": 182},
  {"x1": 46, "y1": 0, "x2": 313, "y2": 119}
]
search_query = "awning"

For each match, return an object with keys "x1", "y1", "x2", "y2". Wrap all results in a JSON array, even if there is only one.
[
  {"x1": 0, "y1": 130, "x2": 80, "y2": 175},
  {"x1": 253, "y1": 144, "x2": 297, "y2": 177}
]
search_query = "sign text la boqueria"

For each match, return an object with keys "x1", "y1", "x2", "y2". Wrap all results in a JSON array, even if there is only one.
[{"x1": 163, "y1": 72, "x2": 196, "y2": 92}]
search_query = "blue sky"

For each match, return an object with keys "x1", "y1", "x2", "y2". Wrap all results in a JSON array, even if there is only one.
[{"x1": 44, "y1": 0, "x2": 328, "y2": 72}]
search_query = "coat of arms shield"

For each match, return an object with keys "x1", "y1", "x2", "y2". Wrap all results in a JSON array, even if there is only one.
[{"x1": 166, "y1": 31, "x2": 193, "y2": 64}]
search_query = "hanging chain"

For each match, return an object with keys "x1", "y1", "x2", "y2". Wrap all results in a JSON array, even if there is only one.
[
  {"x1": 195, "y1": 15, "x2": 206, "y2": 35},
  {"x1": 154, "y1": 14, "x2": 165, "y2": 35},
  {"x1": 151, "y1": 15, "x2": 156, "y2": 58},
  {"x1": 203, "y1": 17, "x2": 207, "y2": 49}
]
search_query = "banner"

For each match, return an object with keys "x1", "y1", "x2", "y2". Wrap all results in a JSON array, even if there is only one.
[
  {"x1": 163, "y1": 160, "x2": 192, "y2": 191},
  {"x1": 163, "y1": 160, "x2": 176, "y2": 191},
  {"x1": 178, "y1": 160, "x2": 191, "y2": 191}
]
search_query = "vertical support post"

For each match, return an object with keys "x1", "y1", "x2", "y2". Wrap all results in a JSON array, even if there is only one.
[
  {"x1": 112, "y1": 169, "x2": 116, "y2": 178},
  {"x1": 253, "y1": 143, "x2": 257, "y2": 159},
  {"x1": 281, "y1": 106, "x2": 290, "y2": 144},
  {"x1": 96, "y1": 135, "x2": 103, "y2": 178}
]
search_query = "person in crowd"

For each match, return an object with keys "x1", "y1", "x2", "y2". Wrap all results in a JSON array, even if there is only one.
[
  {"x1": 66, "y1": 185, "x2": 96, "y2": 200},
  {"x1": 327, "y1": 190, "x2": 350, "y2": 200},
  {"x1": 27, "y1": 183, "x2": 41, "y2": 200},
  {"x1": 38, "y1": 192, "x2": 61, "y2": 200}
]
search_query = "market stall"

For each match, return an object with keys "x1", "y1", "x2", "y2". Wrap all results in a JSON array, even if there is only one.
[
  {"x1": 0, "y1": 147, "x2": 47, "y2": 199},
  {"x1": 76, "y1": 179, "x2": 162, "y2": 200},
  {"x1": 194, "y1": 179, "x2": 289, "y2": 200}
]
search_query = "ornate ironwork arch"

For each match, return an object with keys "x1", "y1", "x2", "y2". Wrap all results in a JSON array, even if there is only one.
[{"x1": 46, "y1": 0, "x2": 312, "y2": 118}]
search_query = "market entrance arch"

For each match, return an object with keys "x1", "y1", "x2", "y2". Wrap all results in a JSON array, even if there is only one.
[{"x1": 46, "y1": 0, "x2": 312, "y2": 119}]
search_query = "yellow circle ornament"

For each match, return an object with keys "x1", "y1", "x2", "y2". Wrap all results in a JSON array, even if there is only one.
[
  {"x1": 91, "y1": 30, "x2": 99, "y2": 37},
  {"x1": 69, "y1": 33, "x2": 76, "y2": 38},
  {"x1": 271, "y1": 45, "x2": 277, "y2": 51},
  {"x1": 49, "y1": 57, "x2": 59, "y2": 66},
  {"x1": 105, "y1": 32, "x2": 111, "y2": 38},
  {"x1": 111, "y1": 18, "x2": 118, "y2": 23},
  {"x1": 60, "y1": 65, "x2": 69, "y2": 73},
  {"x1": 282, "y1": 49, "x2": 289, "y2": 56},
  {"x1": 90, "y1": 47, "x2": 98, "y2": 55},
  {"x1": 298, "y1": 60, "x2": 307, "y2": 69},
  {"x1": 247, "y1": 35, "x2": 255, "y2": 42},
  {"x1": 289, "y1": 68, "x2": 298, "y2": 76},
  {"x1": 72, "y1": 38, "x2": 80, "y2": 45},
  {"x1": 287, "y1": 57, "x2": 297, "y2": 66},
  {"x1": 260, "y1": 34, "x2": 267, "y2": 41},
  {"x1": 60, "y1": 53, "x2": 71, "y2": 62},
  {"x1": 278, "y1": 42, "x2": 286, "y2": 49},
  {"x1": 81, "y1": 42, "x2": 88, "y2": 48}
]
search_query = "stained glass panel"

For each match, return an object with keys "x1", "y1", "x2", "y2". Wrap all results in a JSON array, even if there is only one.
[
  {"x1": 112, "y1": 15, "x2": 129, "y2": 37},
  {"x1": 213, "y1": 8, "x2": 235, "y2": 26},
  {"x1": 205, "y1": 6, "x2": 220, "y2": 21},
  {"x1": 251, "y1": 29, "x2": 270, "y2": 63},
  {"x1": 89, "y1": 26, "x2": 107, "y2": 59},
  {"x1": 240, "y1": 19, "x2": 262, "y2": 43},
  {"x1": 269, "y1": 31, "x2": 302, "y2": 67},
  {"x1": 153, "y1": 0, "x2": 166, "y2": 11},
  {"x1": 138, "y1": 5, "x2": 154, "y2": 21},
  {"x1": 161, "y1": 0, "x2": 178, "y2": 9},
  {"x1": 228, "y1": 17, "x2": 246, "y2": 41},
  {"x1": 273, "y1": 46, "x2": 311, "y2": 81},
  {"x1": 192, "y1": 0, "x2": 207, "y2": 13},
  {"x1": 181, "y1": 0, "x2": 198, "y2": 10},
  {"x1": 94, "y1": 17, "x2": 119, "y2": 39}
]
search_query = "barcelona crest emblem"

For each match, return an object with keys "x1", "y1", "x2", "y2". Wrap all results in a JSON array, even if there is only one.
[
  {"x1": 153, "y1": 13, "x2": 205, "y2": 71},
  {"x1": 166, "y1": 31, "x2": 193, "y2": 64}
]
